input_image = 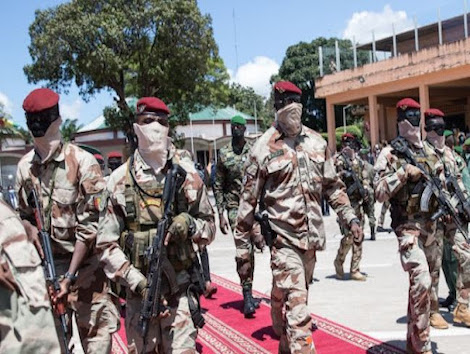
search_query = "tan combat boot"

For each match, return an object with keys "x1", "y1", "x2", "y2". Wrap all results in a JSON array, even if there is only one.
[
  {"x1": 350, "y1": 271, "x2": 367, "y2": 281},
  {"x1": 453, "y1": 303, "x2": 470, "y2": 327},
  {"x1": 430, "y1": 312, "x2": 449, "y2": 329},
  {"x1": 334, "y1": 259, "x2": 344, "y2": 280}
]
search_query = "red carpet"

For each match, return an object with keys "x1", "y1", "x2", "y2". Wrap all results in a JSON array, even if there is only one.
[{"x1": 112, "y1": 274, "x2": 404, "y2": 353}]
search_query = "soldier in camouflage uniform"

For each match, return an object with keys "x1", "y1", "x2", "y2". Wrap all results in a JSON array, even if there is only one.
[
  {"x1": 375, "y1": 98, "x2": 441, "y2": 354},
  {"x1": 235, "y1": 81, "x2": 362, "y2": 354},
  {"x1": 334, "y1": 133, "x2": 370, "y2": 281},
  {"x1": 97, "y1": 97, "x2": 215, "y2": 353},
  {"x1": 0, "y1": 200, "x2": 61, "y2": 354},
  {"x1": 359, "y1": 148, "x2": 377, "y2": 240},
  {"x1": 16, "y1": 88, "x2": 119, "y2": 354},
  {"x1": 423, "y1": 109, "x2": 470, "y2": 328},
  {"x1": 214, "y1": 114, "x2": 259, "y2": 317}
]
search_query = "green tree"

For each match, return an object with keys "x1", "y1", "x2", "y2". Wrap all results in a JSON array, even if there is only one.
[
  {"x1": 227, "y1": 83, "x2": 273, "y2": 131},
  {"x1": 61, "y1": 118, "x2": 83, "y2": 142},
  {"x1": 272, "y1": 37, "x2": 369, "y2": 131},
  {"x1": 0, "y1": 103, "x2": 21, "y2": 148},
  {"x1": 24, "y1": 0, "x2": 229, "y2": 136}
]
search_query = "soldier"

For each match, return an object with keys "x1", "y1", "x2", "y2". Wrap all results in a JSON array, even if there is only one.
[
  {"x1": 16, "y1": 88, "x2": 119, "y2": 353},
  {"x1": 423, "y1": 109, "x2": 470, "y2": 328},
  {"x1": 333, "y1": 133, "x2": 370, "y2": 280},
  {"x1": 375, "y1": 98, "x2": 441, "y2": 354},
  {"x1": 213, "y1": 114, "x2": 259, "y2": 317},
  {"x1": 96, "y1": 97, "x2": 215, "y2": 353},
  {"x1": 107, "y1": 151, "x2": 123, "y2": 172},
  {"x1": 235, "y1": 81, "x2": 362, "y2": 353},
  {"x1": 359, "y1": 147, "x2": 377, "y2": 241},
  {"x1": 94, "y1": 153, "x2": 106, "y2": 173},
  {"x1": 0, "y1": 200, "x2": 61, "y2": 353}
]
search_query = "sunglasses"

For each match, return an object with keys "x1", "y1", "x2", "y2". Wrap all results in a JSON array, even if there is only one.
[{"x1": 425, "y1": 123, "x2": 445, "y2": 135}]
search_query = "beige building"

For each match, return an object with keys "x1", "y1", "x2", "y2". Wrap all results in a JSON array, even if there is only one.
[{"x1": 315, "y1": 13, "x2": 470, "y2": 151}]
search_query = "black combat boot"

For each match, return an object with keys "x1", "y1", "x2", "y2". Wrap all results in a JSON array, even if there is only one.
[
  {"x1": 370, "y1": 229, "x2": 376, "y2": 241},
  {"x1": 440, "y1": 294, "x2": 456, "y2": 309},
  {"x1": 242, "y1": 284, "x2": 256, "y2": 318}
]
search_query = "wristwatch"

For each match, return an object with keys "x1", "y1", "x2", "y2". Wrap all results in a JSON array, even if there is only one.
[{"x1": 64, "y1": 271, "x2": 78, "y2": 284}]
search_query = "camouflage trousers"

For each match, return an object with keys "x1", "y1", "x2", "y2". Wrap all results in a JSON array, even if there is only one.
[
  {"x1": 0, "y1": 286, "x2": 61, "y2": 354},
  {"x1": 229, "y1": 208, "x2": 255, "y2": 286},
  {"x1": 271, "y1": 244, "x2": 316, "y2": 354},
  {"x1": 56, "y1": 257, "x2": 120, "y2": 354},
  {"x1": 395, "y1": 220, "x2": 436, "y2": 354},
  {"x1": 362, "y1": 193, "x2": 376, "y2": 232},
  {"x1": 432, "y1": 224, "x2": 470, "y2": 307},
  {"x1": 125, "y1": 289, "x2": 197, "y2": 353},
  {"x1": 335, "y1": 202, "x2": 364, "y2": 273},
  {"x1": 442, "y1": 237, "x2": 458, "y2": 299},
  {"x1": 378, "y1": 201, "x2": 390, "y2": 227}
]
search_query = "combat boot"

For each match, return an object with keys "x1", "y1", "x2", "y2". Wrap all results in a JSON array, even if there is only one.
[
  {"x1": 370, "y1": 230, "x2": 376, "y2": 241},
  {"x1": 453, "y1": 303, "x2": 470, "y2": 327},
  {"x1": 440, "y1": 294, "x2": 456, "y2": 311},
  {"x1": 430, "y1": 313, "x2": 449, "y2": 329},
  {"x1": 334, "y1": 259, "x2": 344, "y2": 280},
  {"x1": 350, "y1": 271, "x2": 367, "y2": 281},
  {"x1": 242, "y1": 284, "x2": 256, "y2": 318}
]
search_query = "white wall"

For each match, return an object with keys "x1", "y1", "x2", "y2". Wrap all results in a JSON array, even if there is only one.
[{"x1": 75, "y1": 131, "x2": 114, "y2": 143}]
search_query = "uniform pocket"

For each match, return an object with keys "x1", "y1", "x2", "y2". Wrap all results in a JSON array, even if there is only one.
[
  {"x1": 50, "y1": 187, "x2": 78, "y2": 229},
  {"x1": 266, "y1": 158, "x2": 293, "y2": 191}
]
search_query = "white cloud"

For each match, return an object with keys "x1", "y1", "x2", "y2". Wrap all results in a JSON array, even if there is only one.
[
  {"x1": 0, "y1": 92, "x2": 13, "y2": 115},
  {"x1": 60, "y1": 98, "x2": 82, "y2": 120},
  {"x1": 343, "y1": 5, "x2": 414, "y2": 44},
  {"x1": 230, "y1": 56, "x2": 279, "y2": 98}
]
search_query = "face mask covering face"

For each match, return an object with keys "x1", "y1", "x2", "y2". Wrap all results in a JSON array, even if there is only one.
[
  {"x1": 342, "y1": 146, "x2": 355, "y2": 159},
  {"x1": 133, "y1": 121, "x2": 170, "y2": 175},
  {"x1": 426, "y1": 131, "x2": 445, "y2": 152},
  {"x1": 33, "y1": 118, "x2": 62, "y2": 163},
  {"x1": 398, "y1": 119, "x2": 423, "y2": 148},
  {"x1": 277, "y1": 102, "x2": 303, "y2": 137}
]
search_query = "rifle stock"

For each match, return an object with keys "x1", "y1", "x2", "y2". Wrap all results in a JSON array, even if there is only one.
[{"x1": 27, "y1": 186, "x2": 70, "y2": 354}]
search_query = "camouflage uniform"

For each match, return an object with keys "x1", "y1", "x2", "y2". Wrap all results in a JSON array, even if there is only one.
[
  {"x1": 97, "y1": 147, "x2": 215, "y2": 353},
  {"x1": 362, "y1": 160, "x2": 376, "y2": 236},
  {"x1": 214, "y1": 140, "x2": 253, "y2": 284},
  {"x1": 0, "y1": 200, "x2": 61, "y2": 354},
  {"x1": 334, "y1": 153, "x2": 371, "y2": 275},
  {"x1": 375, "y1": 141, "x2": 444, "y2": 353},
  {"x1": 16, "y1": 143, "x2": 120, "y2": 354},
  {"x1": 235, "y1": 126, "x2": 357, "y2": 353},
  {"x1": 377, "y1": 200, "x2": 390, "y2": 228},
  {"x1": 423, "y1": 141, "x2": 470, "y2": 315}
]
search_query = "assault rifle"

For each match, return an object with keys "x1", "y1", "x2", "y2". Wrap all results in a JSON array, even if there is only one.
[
  {"x1": 340, "y1": 152, "x2": 367, "y2": 200},
  {"x1": 391, "y1": 137, "x2": 469, "y2": 243},
  {"x1": 27, "y1": 186, "x2": 70, "y2": 354},
  {"x1": 445, "y1": 172, "x2": 470, "y2": 222},
  {"x1": 254, "y1": 211, "x2": 275, "y2": 248},
  {"x1": 139, "y1": 164, "x2": 187, "y2": 346}
]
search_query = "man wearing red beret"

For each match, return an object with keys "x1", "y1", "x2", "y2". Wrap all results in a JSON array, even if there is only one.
[
  {"x1": 96, "y1": 97, "x2": 215, "y2": 353},
  {"x1": 235, "y1": 81, "x2": 363, "y2": 353},
  {"x1": 375, "y1": 98, "x2": 445, "y2": 353},
  {"x1": 333, "y1": 133, "x2": 371, "y2": 281},
  {"x1": 107, "y1": 151, "x2": 123, "y2": 172},
  {"x1": 16, "y1": 88, "x2": 119, "y2": 353},
  {"x1": 423, "y1": 109, "x2": 470, "y2": 329}
]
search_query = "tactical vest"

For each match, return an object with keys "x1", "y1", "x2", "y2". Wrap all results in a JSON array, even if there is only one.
[
  {"x1": 120, "y1": 159, "x2": 196, "y2": 276},
  {"x1": 390, "y1": 148, "x2": 440, "y2": 223},
  {"x1": 341, "y1": 154, "x2": 365, "y2": 201}
]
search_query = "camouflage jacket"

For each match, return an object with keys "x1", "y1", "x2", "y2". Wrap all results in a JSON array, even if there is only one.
[
  {"x1": 0, "y1": 200, "x2": 50, "y2": 308},
  {"x1": 374, "y1": 139, "x2": 445, "y2": 226},
  {"x1": 334, "y1": 152, "x2": 372, "y2": 202},
  {"x1": 96, "y1": 147, "x2": 215, "y2": 291},
  {"x1": 16, "y1": 143, "x2": 105, "y2": 256},
  {"x1": 214, "y1": 140, "x2": 253, "y2": 213},
  {"x1": 235, "y1": 126, "x2": 357, "y2": 252}
]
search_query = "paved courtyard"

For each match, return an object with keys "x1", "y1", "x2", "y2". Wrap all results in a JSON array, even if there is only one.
[{"x1": 206, "y1": 196, "x2": 470, "y2": 354}]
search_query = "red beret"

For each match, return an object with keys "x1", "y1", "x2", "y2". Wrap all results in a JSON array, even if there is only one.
[
  {"x1": 23, "y1": 88, "x2": 59, "y2": 113},
  {"x1": 107, "y1": 151, "x2": 123, "y2": 158},
  {"x1": 424, "y1": 108, "x2": 444, "y2": 118},
  {"x1": 342, "y1": 132, "x2": 355, "y2": 141},
  {"x1": 274, "y1": 81, "x2": 302, "y2": 95},
  {"x1": 93, "y1": 154, "x2": 104, "y2": 161},
  {"x1": 396, "y1": 98, "x2": 420, "y2": 110},
  {"x1": 136, "y1": 97, "x2": 170, "y2": 115}
]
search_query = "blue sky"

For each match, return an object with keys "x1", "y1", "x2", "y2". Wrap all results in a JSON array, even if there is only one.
[{"x1": 0, "y1": 0, "x2": 464, "y2": 128}]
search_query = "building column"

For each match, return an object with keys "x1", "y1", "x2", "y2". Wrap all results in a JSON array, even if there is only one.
[
  {"x1": 419, "y1": 84, "x2": 430, "y2": 137},
  {"x1": 378, "y1": 103, "x2": 386, "y2": 143},
  {"x1": 368, "y1": 95, "x2": 379, "y2": 148},
  {"x1": 326, "y1": 99, "x2": 336, "y2": 152}
]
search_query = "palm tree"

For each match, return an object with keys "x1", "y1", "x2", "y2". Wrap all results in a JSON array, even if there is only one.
[{"x1": 61, "y1": 119, "x2": 83, "y2": 142}]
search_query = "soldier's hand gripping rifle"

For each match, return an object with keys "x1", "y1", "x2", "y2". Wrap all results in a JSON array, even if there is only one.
[
  {"x1": 254, "y1": 211, "x2": 275, "y2": 248},
  {"x1": 139, "y1": 164, "x2": 187, "y2": 346},
  {"x1": 27, "y1": 186, "x2": 70, "y2": 354},
  {"x1": 340, "y1": 152, "x2": 367, "y2": 199},
  {"x1": 391, "y1": 137, "x2": 470, "y2": 243}
]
